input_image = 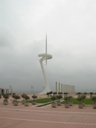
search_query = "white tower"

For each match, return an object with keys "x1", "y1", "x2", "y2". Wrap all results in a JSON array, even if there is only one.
[{"x1": 38, "y1": 35, "x2": 52, "y2": 94}]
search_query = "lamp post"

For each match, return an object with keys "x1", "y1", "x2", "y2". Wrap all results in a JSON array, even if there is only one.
[
  {"x1": 9, "y1": 85, "x2": 11, "y2": 94},
  {"x1": 31, "y1": 86, "x2": 34, "y2": 95},
  {"x1": 31, "y1": 86, "x2": 32, "y2": 94}
]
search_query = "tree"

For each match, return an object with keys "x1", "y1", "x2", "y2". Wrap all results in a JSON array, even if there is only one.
[
  {"x1": 57, "y1": 95, "x2": 62, "y2": 101},
  {"x1": 46, "y1": 92, "x2": 50, "y2": 97},
  {"x1": 3, "y1": 94, "x2": 9, "y2": 100},
  {"x1": 32, "y1": 95, "x2": 37, "y2": 101},
  {"x1": 14, "y1": 95, "x2": 20, "y2": 101},
  {"x1": 51, "y1": 96, "x2": 57, "y2": 102},
  {"x1": 24, "y1": 95, "x2": 30, "y2": 101},
  {"x1": 53, "y1": 92, "x2": 57, "y2": 95},
  {"x1": 91, "y1": 96, "x2": 96, "y2": 103}
]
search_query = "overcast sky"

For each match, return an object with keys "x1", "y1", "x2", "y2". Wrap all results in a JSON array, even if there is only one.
[{"x1": 0, "y1": 0, "x2": 96, "y2": 94}]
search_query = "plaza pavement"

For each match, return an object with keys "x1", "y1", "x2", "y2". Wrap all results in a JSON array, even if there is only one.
[{"x1": 0, "y1": 95, "x2": 96, "y2": 128}]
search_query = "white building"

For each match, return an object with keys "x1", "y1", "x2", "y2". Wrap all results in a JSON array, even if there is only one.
[
  {"x1": 0, "y1": 88, "x2": 13, "y2": 95},
  {"x1": 55, "y1": 82, "x2": 75, "y2": 94}
]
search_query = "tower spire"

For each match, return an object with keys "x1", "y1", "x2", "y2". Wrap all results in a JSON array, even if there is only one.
[
  {"x1": 45, "y1": 34, "x2": 47, "y2": 65},
  {"x1": 38, "y1": 35, "x2": 52, "y2": 94},
  {"x1": 46, "y1": 34, "x2": 47, "y2": 54}
]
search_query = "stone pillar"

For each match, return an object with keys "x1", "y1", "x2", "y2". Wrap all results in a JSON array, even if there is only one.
[
  {"x1": 71, "y1": 85, "x2": 75, "y2": 94},
  {"x1": 11, "y1": 89, "x2": 13, "y2": 95},
  {"x1": 73, "y1": 86, "x2": 75, "y2": 94},
  {"x1": 68, "y1": 85, "x2": 70, "y2": 94},
  {"x1": 61, "y1": 84, "x2": 62, "y2": 92},
  {"x1": 63, "y1": 84, "x2": 67, "y2": 92},
  {"x1": 66, "y1": 85, "x2": 68, "y2": 93},
  {"x1": 55, "y1": 82, "x2": 57, "y2": 93},
  {"x1": 71, "y1": 86, "x2": 73, "y2": 94},
  {"x1": 0, "y1": 89, "x2": 1, "y2": 95},
  {"x1": 8, "y1": 89, "x2": 9, "y2": 94},
  {"x1": 62, "y1": 84, "x2": 64, "y2": 93},
  {"x1": 5, "y1": 89, "x2": 6, "y2": 94},
  {"x1": 59, "y1": 82, "x2": 60, "y2": 93},
  {"x1": 69, "y1": 85, "x2": 71, "y2": 95},
  {"x1": 6, "y1": 89, "x2": 8, "y2": 94},
  {"x1": 70, "y1": 86, "x2": 72, "y2": 95}
]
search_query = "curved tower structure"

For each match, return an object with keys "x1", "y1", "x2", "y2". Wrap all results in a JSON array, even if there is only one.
[{"x1": 38, "y1": 35, "x2": 52, "y2": 94}]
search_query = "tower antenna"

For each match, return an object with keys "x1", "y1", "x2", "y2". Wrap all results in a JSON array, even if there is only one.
[{"x1": 45, "y1": 34, "x2": 47, "y2": 65}]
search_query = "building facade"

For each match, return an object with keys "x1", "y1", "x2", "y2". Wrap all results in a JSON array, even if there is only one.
[
  {"x1": 0, "y1": 88, "x2": 13, "y2": 95},
  {"x1": 55, "y1": 82, "x2": 75, "y2": 94}
]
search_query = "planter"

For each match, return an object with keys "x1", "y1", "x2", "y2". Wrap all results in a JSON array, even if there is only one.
[
  {"x1": 14, "y1": 100, "x2": 18, "y2": 106},
  {"x1": 93, "y1": 104, "x2": 96, "y2": 109},
  {"x1": 65, "y1": 103, "x2": 69, "y2": 108},
  {"x1": 22, "y1": 100, "x2": 25, "y2": 104},
  {"x1": 57, "y1": 101, "x2": 61, "y2": 106},
  {"x1": 82, "y1": 102, "x2": 85, "y2": 107},
  {"x1": 78, "y1": 95, "x2": 81, "y2": 98},
  {"x1": 93, "y1": 102, "x2": 96, "y2": 106},
  {"x1": 64, "y1": 94, "x2": 67, "y2": 97},
  {"x1": 93, "y1": 103, "x2": 96, "y2": 109},
  {"x1": 24, "y1": 102, "x2": 29, "y2": 106},
  {"x1": 78, "y1": 103, "x2": 83, "y2": 109},
  {"x1": 52, "y1": 102, "x2": 56, "y2": 108},
  {"x1": 32, "y1": 100, "x2": 36, "y2": 105},
  {"x1": 12, "y1": 100, "x2": 16, "y2": 104},
  {"x1": 69, "y1": 102, "x2": 73, "y2": 106},
  {"x1": 3, "y1": 99, "x2": 8, "y2": 105}
]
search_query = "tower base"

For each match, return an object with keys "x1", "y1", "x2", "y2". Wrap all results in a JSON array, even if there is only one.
[{"x1": 38, "y1": 88, "x2": 51, "y2": 95}]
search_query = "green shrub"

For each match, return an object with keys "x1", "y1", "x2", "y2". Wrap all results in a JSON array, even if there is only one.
[
  {"x1": 12, "y1": 95, "x2": 15, "y2": 98},
  {"x1": 46, "y1": 92, "x2": 50, "y2": 97},
  {"x1": 77, "y1": 92, "x2": 81, "y2": 95},
  {"x1": 90, "y1": 92, "x2": 93, "y2": 95},
  {"x1": 51, "y1": 96, "x2": 57, "y2": 101},
  {"x1": 22, "y1": 94, "x2": 26, "y2": 99},
  {"x1": 91, "y1": 96, "x2": 96, "y2": 103},
  {"x1": 14, "y1": 95, "x2": 20, "y2": 100},
  {"x1": 69, "y1": 96, "x2": 72, "y2": 101},
  {"x1": 81, "y1": 95, "x2": 86, "y2": 102},
  {"x1": 83, "y1": 92, "x2": 87, "y2": 95},
  {"x1": 90, "y1": 92, "x2": 93, "y2": 98},
  {"x1": 57, "y1": 95, "x2": 62, "y2": 100},
  {"x1": 3, "y1": 94, "x2": 9, "y2": 99},
  {"x1": 53, "y1": 92, "x2": 57, "y2": 95},
  {"x1": 32, "y1": 95, "x2": 37, "y2": 100},
  {"x1": 58, "y1": 92, "x2": 62, "y2": 95},
  {"x1": 64, "y1": 96, "x2": 69, "y2": 103},
  {"x1": 49, "y1": 91, "x2": 53, "y2": 95},
  {"x1": 24, "y1": 95, "x2": 30, "y2": 100},
  {"x1": 64, "y1": 92, "x2": 68, "y2": 95},
  {"x1": 77, "y1": 96, "x2": 82, "y2": 103}
]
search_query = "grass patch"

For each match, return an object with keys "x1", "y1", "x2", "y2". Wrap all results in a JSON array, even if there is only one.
[
  {"x1": 21, "y1": 98, "x2": 93, "y2": 105},
  {"x1": 27, "y1": 98, "x2": 53, "y2": 103},
  {"x1": 62, "y1": 98, "x2": 94, "y2": 105}
]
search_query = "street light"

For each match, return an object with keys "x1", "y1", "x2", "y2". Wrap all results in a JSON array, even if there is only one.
[
  {"x1": 31, "y1": 86, "x2": 34, "y2": 94},
  {"x1": 9, "y1": 85, "x2": 11, "y2": 89},
  {"x1": 31, "y1": 86, "x2": 32, "y2": 94},
  {"x1": 9, "y1": 85, "x2": 11, "y2": 94}
]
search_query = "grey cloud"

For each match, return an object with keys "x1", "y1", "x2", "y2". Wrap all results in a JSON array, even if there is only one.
[
  {"x1": 0, "y1": 25, "x2": 16, "y2": 47},
  {"x1": 0, "y1": 0, "x2": 96, "y2": 93}
]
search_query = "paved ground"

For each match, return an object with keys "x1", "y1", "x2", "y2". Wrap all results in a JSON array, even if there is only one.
[{"x1": 0, "y1": 95, "x2": 96, "y2": 128}]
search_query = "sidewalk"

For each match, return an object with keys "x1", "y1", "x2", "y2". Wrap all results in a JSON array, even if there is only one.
[{"x1": 0, "y1": 95, "x2": 96, "y2": 128}]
